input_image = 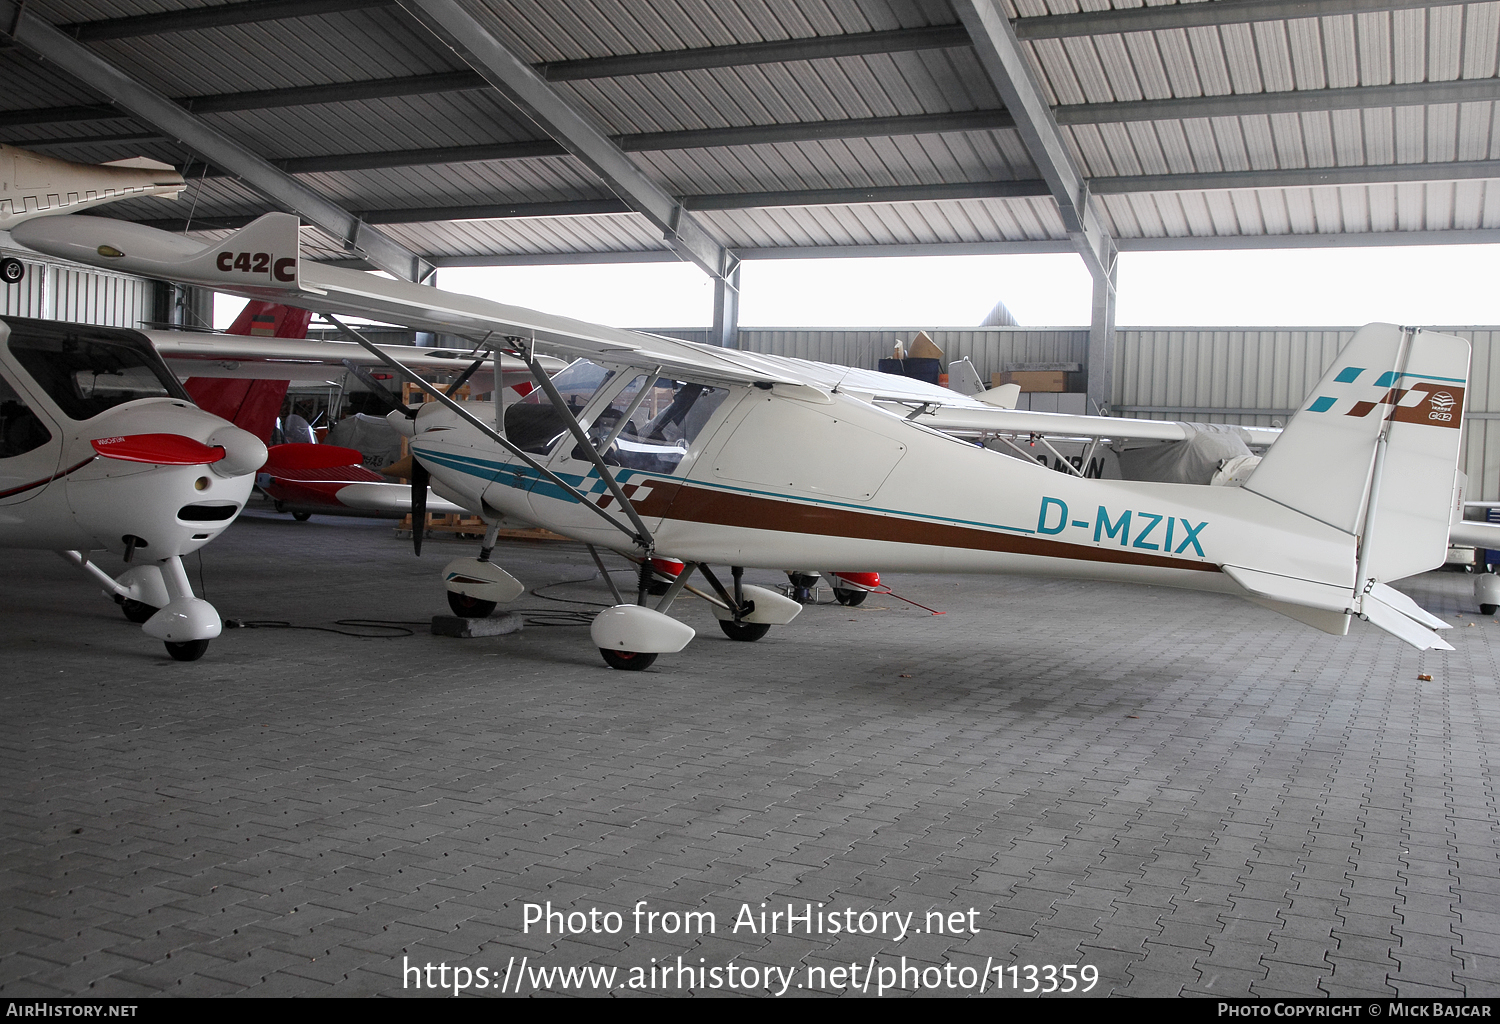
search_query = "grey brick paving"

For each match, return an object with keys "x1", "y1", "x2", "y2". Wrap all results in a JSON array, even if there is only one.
[{"x1": 2, "y1": 507, "x2": 1499, "y2": 997}]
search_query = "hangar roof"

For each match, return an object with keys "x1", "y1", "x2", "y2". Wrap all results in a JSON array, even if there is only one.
[{"x1": 2, "y1": 0, "x2": 1497, "y2": 273}]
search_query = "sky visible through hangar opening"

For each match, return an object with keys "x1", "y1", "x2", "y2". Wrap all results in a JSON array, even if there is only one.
[{"x1": 216, "y1": 245, "x2": 1500, "y2": 332}]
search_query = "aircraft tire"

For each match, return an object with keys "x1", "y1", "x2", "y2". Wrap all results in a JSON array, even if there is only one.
[
  {"x1": 165, "y1": 639, "x2": 210, "y2": 662},
  {"x1": 1483, "y1": 604, "x2": 1498, "y2": 616},
  {"x1": 833, "y1": 587, "x2": 867, "y2": 607},
  {"x1": 718, "y1": 620, "x2": 771, "y2": 642},
  {"x1": 447, "y1": 592, "x2": 497, "y2": 618},
  {"x1": 600, "y1": 648, "x2": 657, "y2": 671},
  {"x1": 292, "y1": 511, "x2": 312, "y2": 522},
  {"x1": 121, "y1": 599, "x2": 158, "y2": 624},
  {"x1": 0, "y1": 258, "x2": 24, "y2": 284}
]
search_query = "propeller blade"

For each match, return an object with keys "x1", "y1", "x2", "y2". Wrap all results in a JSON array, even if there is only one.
[
  {"x1": 410, "y1": 456, "x2": 429, "y2": 557},
  {"x1": 91, "y1": 433, "x2": 226, "y2": 465},
  {"x1": 262, "y1": 443, "x2": 364, "y2": 474}
]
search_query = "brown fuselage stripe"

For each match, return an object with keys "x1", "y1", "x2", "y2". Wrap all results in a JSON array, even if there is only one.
[{"x1": 630, "y1": 479, "x2": 1221, "y2": 574}]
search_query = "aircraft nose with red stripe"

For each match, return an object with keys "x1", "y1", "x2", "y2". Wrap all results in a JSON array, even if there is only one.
[{"x1": 0, "y1": 316, "x2": 266, "y2": 661}]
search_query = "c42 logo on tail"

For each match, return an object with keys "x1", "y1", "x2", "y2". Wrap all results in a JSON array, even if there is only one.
[
  {"x1": 1036, "y1": 497, "x2": 1207, "y2": 557},
  {"x1": 216, "y1": 250, "x2": 296, "y2": 282},
  {"x1": 1306, "y1": 367, "x2": 1465, "y2": 429},
  {"x1": 1428, "y1": 391, "x2": 1456, "y2": 422}
]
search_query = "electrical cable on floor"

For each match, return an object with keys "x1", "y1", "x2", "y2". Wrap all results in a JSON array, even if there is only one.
[
  {"x1": 221, "y1": 567, "x2": 695, "y2": 635},
  {"x1": 515, "y1": 567, "x2": 643, "y2": 626},
  {"x1": 223, "y1": 618, "x2": 428, "y2": 637}
]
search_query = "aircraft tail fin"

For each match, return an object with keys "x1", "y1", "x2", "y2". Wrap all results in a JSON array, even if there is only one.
[
  {"x1": 1228, "y1": 323, "x2": 1469, "y2": 648},
  {"x1": 1244, "y1": 323, "x2": 1471, "y2": 585},
  {"x1": 184, "y1": 301, "x2": 312, "y2": 441}
]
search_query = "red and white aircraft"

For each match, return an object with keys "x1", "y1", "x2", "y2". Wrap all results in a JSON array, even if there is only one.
[
  {"x1": 0, "y1": 315, "x2": 267, "y2": 659},
  {"x1": 12, "y1": 208, "x2": 1470, "y2": 670}
]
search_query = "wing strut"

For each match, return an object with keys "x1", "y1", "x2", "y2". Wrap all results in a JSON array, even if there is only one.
[
  {"x1": 514, "y1": 337, "x2": 655, "y2": 553},
  {"x1": 324, "y1": 315, "x2": 650, "y2": 552}
]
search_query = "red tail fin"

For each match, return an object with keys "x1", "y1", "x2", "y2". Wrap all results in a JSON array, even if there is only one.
[{"x1": 185, "y1": 301, "x2": 313, "y2": 442}]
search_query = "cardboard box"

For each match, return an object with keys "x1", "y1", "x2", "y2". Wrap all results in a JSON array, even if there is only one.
[
  {"x1": 907, "y1": 331, "x2": 944, "y2": 361},
  {"x1": 994, "y1": 370, "x2": 1067, "y2": 393}
]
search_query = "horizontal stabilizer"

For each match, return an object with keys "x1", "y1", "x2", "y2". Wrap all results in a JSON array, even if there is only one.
[
  {"x1": 1360, "y1": 591, "x2": 1455, "y2": 651},
  {"x1": 1223, "y1": 565, "x2": 1351, "y2": 613},
  {"x1": 1449, "y1": 520, "x2": 1500, "y2": 549},
  {"x1": 1367, "y1": 582, "x2": 1451, "y2": 631},
  {"x1": 1243, "y1": 597, "x2": 1351, "y2": 636}
]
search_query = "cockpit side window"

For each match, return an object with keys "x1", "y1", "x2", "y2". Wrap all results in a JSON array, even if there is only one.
[
  {"x1": 6, "y1": 319, "x2": 189, "y2": 421},
  {"x1": 0, "y1": 373, "x2": 51, "y2": 459}
]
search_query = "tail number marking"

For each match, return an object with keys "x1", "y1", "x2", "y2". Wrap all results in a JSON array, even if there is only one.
[{"x1": 1037, "y1": 497, "x2": 1207, "y2": 557}]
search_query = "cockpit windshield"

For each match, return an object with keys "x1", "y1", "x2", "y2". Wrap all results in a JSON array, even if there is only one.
[
  {"x1": 5, "y1": 319, "x2": 189, "y2": 421},
  {"x1": 504, "y1": 359, "x2": 616, "y2": 454}
]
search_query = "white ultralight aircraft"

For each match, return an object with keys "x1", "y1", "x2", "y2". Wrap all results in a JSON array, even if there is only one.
[
  {"x1": 12, "y1": 210, "x2": 1472, "y2": 668},
  {"x1": 0, "y1": 316, "x2": 267, "y2": 659}
]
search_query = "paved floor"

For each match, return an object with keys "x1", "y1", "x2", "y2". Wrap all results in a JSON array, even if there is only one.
[{"x1": 1, "y1": 506, "x2": 1498, "y2": 998}]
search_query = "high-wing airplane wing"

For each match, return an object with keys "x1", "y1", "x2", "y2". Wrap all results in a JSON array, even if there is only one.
[
  {"x1": 15, "y1": 212, "x2": 1275, "y2": 450},
  {"x1": 13, "y1": 213, "x2": 794, "y2": 387},
  {"x1": 140, "y1": 329, "x2": 563, "y2": 390}
]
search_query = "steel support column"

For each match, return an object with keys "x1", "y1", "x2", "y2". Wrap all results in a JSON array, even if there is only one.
[
  {"x1": 711, "y1": 258, "x2": 741, "y2": 349},
  {"x1": 1088, "y1": 263, "x2": 1116, "y2": 417}
]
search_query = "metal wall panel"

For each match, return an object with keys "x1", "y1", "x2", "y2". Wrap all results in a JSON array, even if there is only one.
[
  {"x1": 0, "y1": 251, "x2": 153, "y2": 328},
  {"x1": 650, "y1": 322, "x2": 1500, "y2": 499},
  {"x1": 1117, "y1": 326, "x2": 1500, "y2": 501}
]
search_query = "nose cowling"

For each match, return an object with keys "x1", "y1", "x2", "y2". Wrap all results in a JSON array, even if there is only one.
[{"x1": 206, "y1": 425, "x2": 268, "y2": 478}]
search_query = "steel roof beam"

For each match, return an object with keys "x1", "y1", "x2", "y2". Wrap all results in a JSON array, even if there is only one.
[
  {"x1": 61, "y1": 0, "x2": 393, "y2": 41},
  {"x1": 0, "y1": 1, "x2": 431, "y2": 283},
  {"x1": 1058, "y1": 77, "x2": 1500, "y2": 125},
  {"x1": 1096, "y1": 160, "x2": 1500, "y2": 194},
  {"x1": 397, "y1": 0, "x2": 727, "y2": 280},
  {"x1": 954, "y1": 0, "x2": 1120, "y2": 414},
  {"x1": 413, "y1": 228, "x2": 1500, "y2": 266},
  {"x1": 55, "y1": 1, "x2": 1444, "y2": 51},
  {"x1": 537, "y1": 25, "x2": 971, "y2": 80},
  {"x1": 1118, "y1": 228, "x2": 1500, "y2": 251},
  {"x1": 174, "y1": 110, "x2": 1018, "y2": 177},
  {"x1": 952, "y1": 0, "x2": 1114, "y2": 280},
  {"x1": 129, "y1": 159, "x2": 1500, "y2": 233},
  {"x1": 1015, "y1": 0, "x2": 1445, "y2": 40},
  {"x1": 7, "y1": 72, "x2": 1491, "y2": 136}
]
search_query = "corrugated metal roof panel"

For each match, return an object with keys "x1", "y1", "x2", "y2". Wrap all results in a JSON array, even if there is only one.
[{"x1": 0, "y1": 0, "x2": 1495, "y2": 262}]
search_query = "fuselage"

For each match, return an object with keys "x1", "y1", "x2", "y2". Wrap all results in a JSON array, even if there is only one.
[
  {"x1": 0, "y1": 318, "x2": 259, "y2": 556},
  {"x1": 408, "y1": 361, "x2": 1357, "y2": 599}
]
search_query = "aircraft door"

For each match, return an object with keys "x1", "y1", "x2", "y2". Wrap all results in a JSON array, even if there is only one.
[{"x1": 0, "y1": 367, "x2": 61, "y2": 506}]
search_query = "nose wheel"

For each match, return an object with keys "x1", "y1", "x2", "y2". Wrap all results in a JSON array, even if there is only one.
[
  {"x1": 599, "y1": 648, "x2": 658, "y2": 671},
  {"x1": 718, "y1": 620, "x2": 771, "y2": 642},
  {"x1": 447, "y1": 591, "x2": 498, "y2": 618},
  {"x1": 164, "y1": 639, "x2": 210, "y2": 662}
]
